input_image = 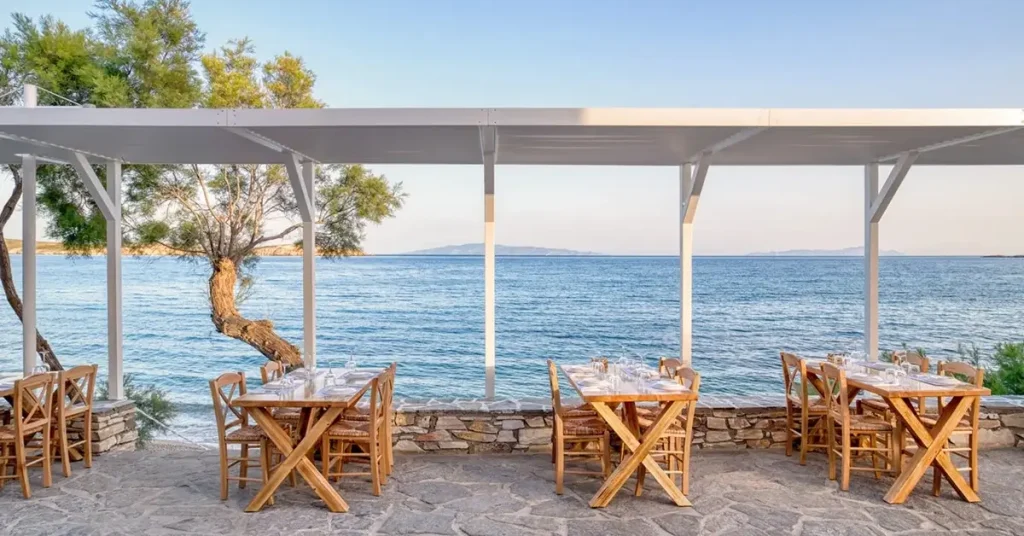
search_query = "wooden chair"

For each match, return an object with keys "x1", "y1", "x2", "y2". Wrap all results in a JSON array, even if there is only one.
[
  {"x1": 658, "y1": 357, "x2": 683, "y2": 377},
  {"x1": 259, "y1": 362, "x2": 301, "y2": 429},
  {"x1": 0, "y1": 373, "x2": 54, "y2": 498},
  {"x1": 636, "y1": 367, "x2": 701, "y2": 495},
  {"x1": 209, "y1": 372, "x2": 273, "y2": 502},
  {"x1": 781, "y1": 352, "x2": 828, "y2": 464},
  {"x1": 927, "y1": 361, "x2": 983, "y2": 496},
  {"x1": 52, "y1": 364, "x2": 97, "y2": 478},
  {"x1": 821, "y1": 363, "x2": 898, "y2": 491},
  {"x1": 547, "y1": 360, "x2": 611, "y2": 495},
  {"x1": 338, "y1": 363, "x2": 398, "y2": 477},
  {"x1": 320, "y1": 371, "x2": 389, "y2": 496}
]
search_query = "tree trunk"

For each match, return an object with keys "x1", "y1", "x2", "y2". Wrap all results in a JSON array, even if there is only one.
[
  {"x1": 0, "y1": 166, "x2": 62, "y2": 371},
  {"x1": 209, "y1": 257, "x2": 302, "y2": 365}
]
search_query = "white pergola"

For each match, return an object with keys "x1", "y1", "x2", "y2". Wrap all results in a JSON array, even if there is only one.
[{"x1": 3, "y1": 85, "x2": 1023, "y2": 399}]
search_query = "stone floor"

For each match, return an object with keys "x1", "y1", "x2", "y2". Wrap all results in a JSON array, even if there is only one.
[{"x1": 1, "y1": 448, "x2": 1023, "y2": 536}]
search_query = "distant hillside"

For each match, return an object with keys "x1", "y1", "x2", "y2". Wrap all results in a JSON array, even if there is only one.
[
  {"x1": 747, "y1": 246, "x2": 904, "y2": 257},
  {"x1": 4, "y1": 239, "x2": 361, "y2": 257},
  {"x1": 404, "y1": 243, "x2": 600, "y2": 256}
]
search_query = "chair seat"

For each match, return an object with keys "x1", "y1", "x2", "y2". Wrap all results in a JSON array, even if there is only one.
[
  {"x1": 859, "y1": 398, "x2": 889, "y2": 413},
  {"x1": 637, "y1": 415, "x2": 690, "y2": 436},
  {"x1": 225, "y1": 425, "x2": 265, "y2": 442},
  {"x1": 0, "y1": 425, "x2": 15, "y2": 441},
  {"x1": 847, "y1": 414, "x2": 894, "y2": 432},
  {"x1": 788, "y1": 395, "x2": 828, "y2": 412},
  {"x1": 562, "y1": 404, "x2": 598, "y2": 419},
  {"x1": 564, "y1": 418, "x2": 606, "y2": 436},
  {"x1": 272, "y1": 407, "x2": 302, "y2": 422},
  {"x1": 919, "y1": 415, "x2": 973, "y2": 432},
  {"x1": 325, "y1": 420, "x2": 371, "y2": 439},
  {"x1": 340, "y1": 407, "x2": 371, "y2": 421}
]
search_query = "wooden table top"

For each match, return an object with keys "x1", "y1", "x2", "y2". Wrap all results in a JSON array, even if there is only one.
[
  {"x1": 233, "y1": 367, "x2": 382, "y2": 408},
  {"x1": 804, "y1": 359, "x2": 990, "y2": 398},
  {"x1": 561, "y1": 364, "x2": 698, "y2": 403}
]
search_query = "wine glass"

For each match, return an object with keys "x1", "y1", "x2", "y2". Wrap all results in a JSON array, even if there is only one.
[
  {"x1": 32, "y1": 363, "x2": 48, "y2": 375},
  {"x1": 345, "y1": 355, "x2": 357, "y2": 372}
]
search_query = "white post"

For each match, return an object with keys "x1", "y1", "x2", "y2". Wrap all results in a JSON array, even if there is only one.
[
  {"x1": 679, "y1": 163, "x2": 693, "y2": 366},
  {"x1": 864, "y1": 163, "x2": 879, "y2": 361},
  {"x1": 302, "y1": 161, "x2": 316, "y2": 368},
  {"x1": 21, "y1": 84, "x2": 37, "y2": 375},
  {"x1": 483, "y1": 153, "x2": 496, "y2": 397},
  {"x1": 106, "y1": 162, "x2": 124, "y2": 399}
]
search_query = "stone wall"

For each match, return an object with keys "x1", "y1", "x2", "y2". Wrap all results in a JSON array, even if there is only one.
[
  {"x1": 389, "y1": 395, "x2": 1024, "y2": 453},
  {"x1": 67, "y1": 399, "x2": 139, "y2": 454}
]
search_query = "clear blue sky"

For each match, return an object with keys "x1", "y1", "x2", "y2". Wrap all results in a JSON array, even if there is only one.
[{"x1": 5, "y1": 0, "x2": 1024, "y2": 254}]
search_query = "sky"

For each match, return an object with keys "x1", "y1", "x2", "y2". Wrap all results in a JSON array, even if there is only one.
[{"x1": 3, "y1": 0, "x2": 1024, "y2": 255}]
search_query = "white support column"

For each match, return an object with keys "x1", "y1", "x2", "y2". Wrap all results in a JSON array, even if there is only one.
[
  {"x1": 483, "y1": 152, "x2": 496, "y2": 398},
  {"x1": 106, "y1": 162, "x2": 124, "y2": 399},
  {"x1": 302, "y1": 161, "x2": 316, "y2": 368},
  {"x1": 679, "y1": 163, "x2": 694, "y2": 367},
  {"x1": 864, "y1": 164, "x2": 879, "y2": 361},
  {"x1": 22, "y1": 84, "x2": 37, "y2": 375}
]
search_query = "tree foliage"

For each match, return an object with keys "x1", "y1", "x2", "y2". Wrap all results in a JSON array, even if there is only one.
[{"x1": 0, "y1": 1, "x2": 405, "y2": 365}]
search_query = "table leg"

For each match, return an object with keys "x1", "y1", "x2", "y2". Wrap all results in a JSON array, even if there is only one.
[
  {"x1": 246, "y1": 406, "x2": 348, "y2": 512},
  {"x1": 884, "y1": 396, "x2": 977, "y2": 504},
  {"x1": 589, "y1": 401, "x2": 691, "y2": 508}
]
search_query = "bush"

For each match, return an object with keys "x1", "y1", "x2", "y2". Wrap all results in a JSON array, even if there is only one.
[
  {"x1": 987, "y1": 343, "x2": 1024, "y2": 395},
  {"x1": 100, "y1": 373, "x2": 178, "y2": 447}
]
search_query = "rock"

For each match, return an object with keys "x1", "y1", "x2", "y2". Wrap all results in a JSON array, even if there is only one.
[
  {"x1": 415, "y1": 415, "x2": 433, "y2": 429},
  {"x1": 770, "y1": 431, "x2": 789, "y2": 442},
  {"x1": 1001, "y1": 413, "x2": 1024, "y2": 429},
  {"x1": 415, "y1": 430, "x2": 453, "y2": 442},
  {"x1": 526, "y1": 416, "x2": 546, "y2": 427},
  {"x1": 438, "y1": 441, "x2": 470, "y2": 449},
  {"x1": 707, "y1": 417, "x2": 729, "y2": 430},
  {"x1": 468, "y1": 420, "x2": 499, "y2": 433},
  {"x1": 978, "y1": 428, "x2": 1015, "y2": 448},
  {"x1": 397, "y1": 425, "x2": 428, "y2": 434},
  {"x1": 518, "y1": 427, "x2": 552, "y2": 445},
  {"x1": 435, "y1": 416, "x2": 467, "y2": 429},
  {"x1": 497, "y1": 430, "x2": 517, "y2": 443},
  {"x1": 734, "y1": 428, "x2": 763, "y2": 441},
  {"x1": 728, "y1": 417, "x2": 752, "y2": 429},
  {"x1": 452, "y1": 430, "x2": 497, "y2": 442},
  {"x1": 469, "y1": 442, "x2": 513, "y2": 454},
  {"x1": 394, "y1": 412, "x2": 413, "y2": 426},
  {"x1": 705, "y1": 430, "x2": 733, "y2": 443},
  {"x1": 393, "y1": 440, "x2": 424, "y2": 453},
  {"x1": 502, "y1": 419, "x2": 526, "y2": 430}
]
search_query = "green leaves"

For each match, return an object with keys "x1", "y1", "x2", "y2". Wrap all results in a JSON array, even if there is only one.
[{"x1": 315, "y1": 165, "x2": 405, "y2": 257}]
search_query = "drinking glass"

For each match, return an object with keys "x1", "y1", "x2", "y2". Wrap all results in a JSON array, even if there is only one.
[
  {"x1": 32, "y1": 364, "x2": 48, "y2": 374},
  {"x1": 345, "y1": 355, "x2": 357, "y2": 372},
  {"x1": 324, "y1": 368, "x2": 336, "y2": 387},
  {"x1": 885, "y1": 369, "x2": 898, "y2": 385}
]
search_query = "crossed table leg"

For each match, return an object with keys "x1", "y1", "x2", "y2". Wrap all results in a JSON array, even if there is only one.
[
  {"x1": 588, "y1": 401, "x2": 691, "y2": 508},
  {"x1": 245, "y1": 405, "x2": 348, "y2": 512},
  {"x1": 883, "y1": 395, "x2": 979, "y2": 504}
]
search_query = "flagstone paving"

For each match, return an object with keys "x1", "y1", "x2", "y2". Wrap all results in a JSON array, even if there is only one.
[{"x1": 1, "y1": 447, "x2": 1022, "y2": 535}]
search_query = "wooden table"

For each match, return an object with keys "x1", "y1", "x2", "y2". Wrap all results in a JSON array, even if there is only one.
[
  {"x1": 805, "y1": 360, "x2": 989, "y2": 504},
  {"x1": 232, "y1": 367, "x2": 381, "y2": 513},
  {"x1": 560, "y1": 364, "x2": 698, "y2": 508}
]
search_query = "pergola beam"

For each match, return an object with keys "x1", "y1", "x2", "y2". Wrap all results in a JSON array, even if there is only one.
[
  {"x1": 69, "y1": 151, "x2": 117, "y2": 221},
  {"x1": 691, "y1": 127, "x2": 766, "y2": 159},
  {"x1": 284, "y1": 153, "x2": 314, "y2": 223},
  {"x1": 876, "y1": 126, "x2": 1023, "y2": 163},
  {"x1": 869, "y1": 151, "x2": 917, "y2": 223}
]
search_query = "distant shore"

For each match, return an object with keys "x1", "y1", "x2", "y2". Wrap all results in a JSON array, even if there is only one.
[{"x1": 3, "y1": 239, "x2": 362, "y2": 257}]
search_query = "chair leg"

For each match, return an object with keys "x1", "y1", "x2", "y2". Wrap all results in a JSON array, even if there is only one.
[
  {"x1": 840, "y1": 427, "x2": 851, "y2": 491},
  {"x1": 42, "y1": 424, "x2": 52, "y2": 489},
  {"x1": 321, "y1": 436, "x2": 330, "y2": 480},
  {"x1": 0, "y1": 443, "x2": 7, "y2": 491},
  {"x1": 682, "y1": 435, "x2": 692, "y2": 496},
  {"x1": 784, "y1": 408, "x2": 794, "y2": 457},
  {"x1": 58, "y1": 419, "x2": 72, "y2": 478},
  {"x1": 16, "y1": 436, "x2": 31, "y2": 499},
  {"x1": 869, "y1": 435, "x2": 881, "y2": 480},
  {"x1": 554, "y1": 433, "x2": 564, "y2": 495},
  {"x1": 826, "y1": 417, "x2": 836, "y2": 482},
  {"x1": 799, "y1": 411, "x2": 810, "y2": 465},
  {"x1": 83, "y1": 411, "x2": 93, "y2": 469},
  {"x1": 238, "y1": 444, "x2": 249, "y2": 489},
  {"x1": 369, "y1": 436, "x2": 381, "y2": 497},
  {"x1": 218, "y1": 444, "x2": 229, "y2": 501},
  {"x1": 970, "y1": 430, "x2": 979, "y2": 492}
]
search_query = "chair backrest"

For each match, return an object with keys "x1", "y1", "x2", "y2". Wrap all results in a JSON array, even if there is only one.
[
  {"x1": 780, "y1": 352, "x2": 809, "y2": 407},
  {"x1": 209, "y1": 372, "x2": 248, "y2": 443},
  {"x1": 659, "y1": 357, "x2": 684, "y2": 377},
  {"x1": 820, "y1": 362, "x2": 850, "y2": 424},
  {"x1": 260, "y1": 361, "x2": 286, "y2": 384},
  {"x1": 589, "y1": 356, "x2": 608, "y2": 372},
  {"x1": 675, "y1": 366, "x2": 701, "y2": 394},
  {"x1": 937, "y1": 361, "x2": 984, "y2": 420},
  {"x1": 13, "y1": 372, "x2": 54, "y2": 437},
  {"x1": 57, "y1": 364, "x2": 97, "y2": 419},
  {"x1": 367, "y1": 372, "x2": 387, "y2": 435},
  {"x1": 546, "y1": 360, "x2": 563, "y2": 416},
  {"x1": 895, "y1": 350, "x2": 930, "y2": 373}
]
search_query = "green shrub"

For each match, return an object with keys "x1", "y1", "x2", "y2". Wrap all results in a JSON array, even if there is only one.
[
  {"x1": 100, "y1": 373, "x2": 178, "y2": 447},
  {"x1": 986, "y1": 342, "x2": 1024, "y2": 395}
]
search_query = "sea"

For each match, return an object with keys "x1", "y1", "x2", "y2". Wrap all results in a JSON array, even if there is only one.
[{"x1": 1, "y1": 254, "x2": 1022, "y2": 443}]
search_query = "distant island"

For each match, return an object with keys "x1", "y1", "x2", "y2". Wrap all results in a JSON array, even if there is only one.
[
  {"x1": 403, "y1": 243, "x2": 600, "y2": 256},
  {"x1": 746, "y1": 246, "x2": 905, "y2": 257}
]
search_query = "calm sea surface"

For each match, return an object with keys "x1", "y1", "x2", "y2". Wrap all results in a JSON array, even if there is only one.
[{"x1": 1, "y1": 255, "x2": 1022, "y2": 442}]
